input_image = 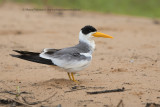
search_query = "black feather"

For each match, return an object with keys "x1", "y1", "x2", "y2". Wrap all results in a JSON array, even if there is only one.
[
  {"x1": 13, "y1": 50, "x2": 39, "y2": 55},
  {"x1": 81, "y1": 25, "x2": 97, "y2": 35},
  {"x1": 11, "y1": 50, "x2": 54, "y2": 65}
]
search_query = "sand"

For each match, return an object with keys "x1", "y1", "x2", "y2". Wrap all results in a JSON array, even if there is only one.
[{"x1": 0, "y1": 2, "x2": 160, "y2": 107}]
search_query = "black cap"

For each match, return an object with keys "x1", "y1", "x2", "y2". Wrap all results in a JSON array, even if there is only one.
[{"x1": 81, "y1": 25, "x2": 97, "y2": 35}]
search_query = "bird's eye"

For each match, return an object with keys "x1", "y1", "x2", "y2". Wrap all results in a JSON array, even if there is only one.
[{"x1": 89, "y1": 30, "x2": 92, "y2": 32}]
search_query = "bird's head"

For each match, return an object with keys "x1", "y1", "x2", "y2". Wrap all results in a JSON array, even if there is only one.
[{"x1": 79, "y1": 25, "x2": 113, "y2": 42}]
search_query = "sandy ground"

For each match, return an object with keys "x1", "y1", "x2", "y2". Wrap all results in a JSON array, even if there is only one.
[{"x1": 0, "y1": 2, "x2": 160, "y2": 107}]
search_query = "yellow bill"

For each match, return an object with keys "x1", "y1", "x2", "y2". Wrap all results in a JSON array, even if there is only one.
[{"x1": 92, "y1": 32, "x2": 113, "y2": 38}]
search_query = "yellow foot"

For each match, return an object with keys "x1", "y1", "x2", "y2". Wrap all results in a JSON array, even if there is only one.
[
  {"x1": 67, "y1": 72, "x2": 72, "y2": 80},
  {"x1": 67, "y1": 72, "x2": 79, "y2": 83},
  {"x1": 71, "y1": 73, "x2": 80, "y2": 83}
]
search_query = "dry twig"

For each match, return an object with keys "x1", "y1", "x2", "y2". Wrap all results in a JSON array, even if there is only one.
[{"x1": 87, "y1": 87, "x2": 125, "y2": 94}]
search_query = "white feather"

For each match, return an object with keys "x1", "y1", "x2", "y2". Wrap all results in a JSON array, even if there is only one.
[
  {"x1": 79, "y1": 31, "x2": 96, "y2": 52},
  {"x1": 43, "y1": 48, "x2": 50, "y2": 52},
  {"x1": 52, "y1": 58, "x2": 90, "y2": 72},
  {"x1": 80, "y1": 53, "x2": 92, "y2": 58},
  {"x1": 39, "y1": 52, "x2": 51, "y2": 59}
]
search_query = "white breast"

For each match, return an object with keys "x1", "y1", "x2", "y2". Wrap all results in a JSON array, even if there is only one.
[{"x1": 52, "y1": 58, "x2": 91, "y2": 72}]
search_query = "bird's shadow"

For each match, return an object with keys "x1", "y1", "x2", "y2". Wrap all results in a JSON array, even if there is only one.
[{"x1": 36, "y1": 78, "x2": 81, "y2": 88}]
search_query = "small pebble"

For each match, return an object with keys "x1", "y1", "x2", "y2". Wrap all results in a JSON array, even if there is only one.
[{"x1": 130, "y1": 59, "x2": 134, "y2": 63}]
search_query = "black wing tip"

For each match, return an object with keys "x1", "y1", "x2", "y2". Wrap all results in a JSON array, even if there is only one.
[
  {"x1": 10, "y1": 54, "x2": 19, "y2": 58},
  {"x1": 12, "y1": 50, "x2": 40, "y2": 55},
  {"x1": 10, "y1": 53, "x2": 54, "y2": 66},
  {"x1": 13, "y1": 50, "x2": 23, "y2": 54},
  {"x1": 13, "y1": 50, "x2": 18, "y2": 52}
]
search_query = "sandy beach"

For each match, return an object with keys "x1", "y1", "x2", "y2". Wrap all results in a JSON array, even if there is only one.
[{"x1": 0, "y1": 2, "x2": 160, "y2": 107}]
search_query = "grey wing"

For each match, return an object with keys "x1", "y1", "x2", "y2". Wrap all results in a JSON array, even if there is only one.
[
  {"x1": 50, "y1": 49, "x2": 92, "y2": 70},
  {"x1": 39, "y1": 48, "x2": 60, "y2": 59}
]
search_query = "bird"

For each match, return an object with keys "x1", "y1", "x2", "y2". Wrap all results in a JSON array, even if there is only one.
[{"x1": 11, "y1": 25, "x2": 113, "y2": 82}]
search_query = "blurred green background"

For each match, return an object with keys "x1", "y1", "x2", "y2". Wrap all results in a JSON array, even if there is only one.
[{"x1": 1, "y1": 0, "x2": 160, "y2": 18}]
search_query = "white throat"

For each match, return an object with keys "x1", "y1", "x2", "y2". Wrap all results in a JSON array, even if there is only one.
[{"x1": 79, "y1": 31, "x2": 95, "y2": 52}]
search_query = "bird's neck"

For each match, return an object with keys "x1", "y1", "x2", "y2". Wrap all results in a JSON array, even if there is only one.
[
  {"x1": 78, "y1": 31, "x2": 95, "y2": 53},
  {"x1": 78, "y1": 39, "x2": 95, "y2": 54}
]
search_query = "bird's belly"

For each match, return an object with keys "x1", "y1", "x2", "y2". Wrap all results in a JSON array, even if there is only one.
[
  {"x1": 66, "y1": 61, "x2": 90, "y2": 72},
  {"x1": 52, "y1": 58, "x2": 91, "y2": 73}
]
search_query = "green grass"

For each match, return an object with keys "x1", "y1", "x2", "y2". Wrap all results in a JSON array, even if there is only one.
[
  {"x1": 0, "y1": 0, "x2": 4, "y2": 4},
  {"x1": 4, "y1": 0, "x2": 160, "y2": 18}
]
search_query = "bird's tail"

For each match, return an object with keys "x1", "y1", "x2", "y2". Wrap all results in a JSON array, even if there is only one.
[{"x1": 11, "y1": 50, "x2": 54, "y2": 65}]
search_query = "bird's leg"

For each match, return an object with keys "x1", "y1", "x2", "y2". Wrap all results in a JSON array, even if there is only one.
[
  {"x1": 71, "y1": 72, "x2": 78, "y2": 82},
  {"x1": 67, "y1": 72, "x2": 72, "y2": 80}
]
